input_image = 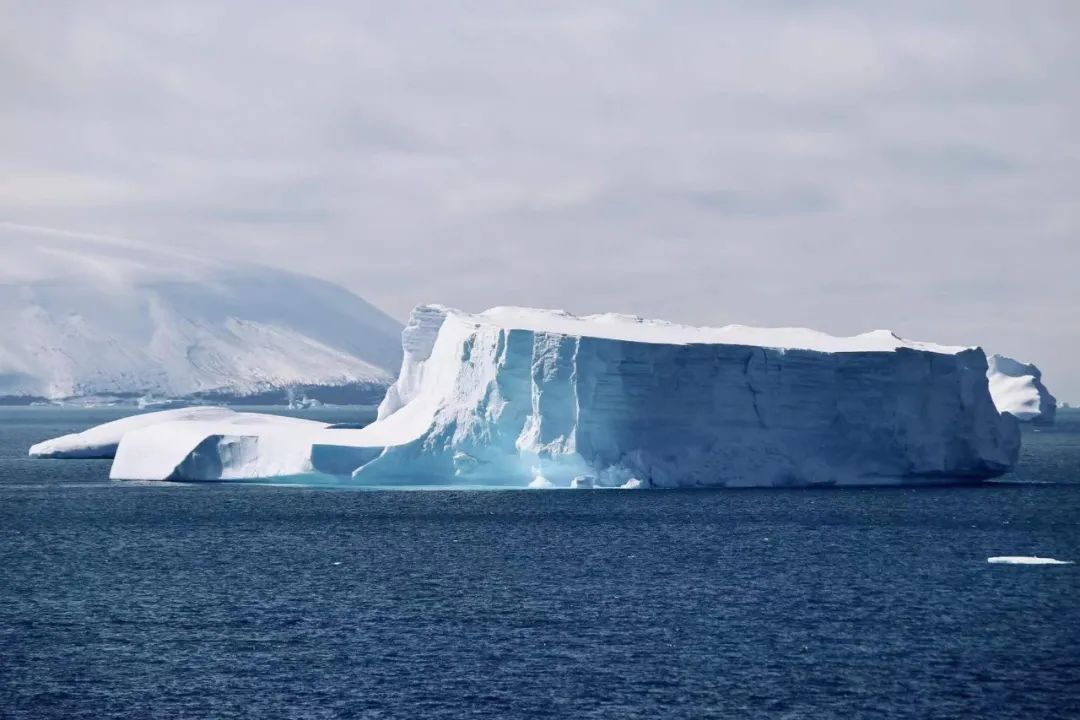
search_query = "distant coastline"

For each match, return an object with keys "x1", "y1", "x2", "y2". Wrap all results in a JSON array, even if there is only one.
[{"x1": 0, "y1": 380, "x2": 389, "y2": 408}]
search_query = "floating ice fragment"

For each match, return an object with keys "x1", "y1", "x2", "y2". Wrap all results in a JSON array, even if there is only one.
[
  {"x1": 571, "y1": 475, "x2": 595, "y2": 489},
  {"x1": 987, "y1": 556, "x2": 1072, "y2": 565},
  {"x1": 528, "y1": 476, "x2": 553, "y2": 489}
]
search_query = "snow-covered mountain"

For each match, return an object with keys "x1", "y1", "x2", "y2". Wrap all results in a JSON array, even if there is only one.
[{"x1": 0, "y1": 223, "x2": 402, "y2": 404}]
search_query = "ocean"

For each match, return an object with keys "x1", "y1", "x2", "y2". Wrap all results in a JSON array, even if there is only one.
[{"x1": 2, "y1": 407, "x2": 1078, "y2": 719}]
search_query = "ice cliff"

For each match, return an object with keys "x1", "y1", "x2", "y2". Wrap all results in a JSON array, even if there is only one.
[
  {"x1": 107, "y1": 305, "x2": 1021, "y2": 487},
  {"x1": 987, "y1": 354, "x2": 1057, "y2": 425}
]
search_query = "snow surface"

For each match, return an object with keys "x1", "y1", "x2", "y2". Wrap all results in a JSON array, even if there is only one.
[
  {"x1": 109, "y1": 410, "x2": 329, "y2": 481},
  {"x1": 477, "y1": 306, "x2": 967, "y2": 354},
  {"x1": 986, "y1": 556, "x2": 1072, "y2": 565},
  {"x1": 987, "y1": 354, "x2": 1057, "y2": 424},
  {"x1": 29, "y1": 406, "x2": 238, "y2": 458},
  {"x1": 0, "y1": 223, "x2": 402, "y2": 402},
  {"x1": 103, "y1": 304, "x2": 1022, "y2": 486}
]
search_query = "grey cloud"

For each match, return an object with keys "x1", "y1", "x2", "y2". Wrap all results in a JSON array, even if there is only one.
[
  {"x1": 684, "y1": 186, "x2": 835, "y2": 216},
  {"x1": 0, "y1": 0, "x2": 1077, "y2": 399},
  {"x1": 882, "y1": 144, "x2": 1018, "y2": 177}
]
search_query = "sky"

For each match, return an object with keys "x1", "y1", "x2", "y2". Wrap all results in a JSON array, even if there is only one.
[{"x1": 1, "y1": 1, "x2": 1078, "y2": 399}]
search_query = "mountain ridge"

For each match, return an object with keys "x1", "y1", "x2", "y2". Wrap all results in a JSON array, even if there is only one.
[{"x1": 0, "y1": 223, "x2": 402, "y2": 404}]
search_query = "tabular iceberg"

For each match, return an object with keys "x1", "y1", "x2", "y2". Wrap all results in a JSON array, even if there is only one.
[
  {"x1": 107, "y1": 305, "x2": 1021, "y2": 487},
  {"x1": 987, "y1": 354, "x2": 1057, "y2": 425}
]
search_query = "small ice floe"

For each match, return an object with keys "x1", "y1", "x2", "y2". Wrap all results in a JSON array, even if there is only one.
[
  {"x1": 571, "y1": 475, "x2": 595, "y2": 489},
  {"x1": 987, "y1": 556, "x2": 1073, "y2": 565},
  {"x1": 528, "y1": 476, "x2": 553, "y2": 489}
]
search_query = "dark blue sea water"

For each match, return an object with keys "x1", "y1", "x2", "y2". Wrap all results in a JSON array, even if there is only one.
[{"x1": 2, "y1": 408, "x2": 1079, "y2": 719}]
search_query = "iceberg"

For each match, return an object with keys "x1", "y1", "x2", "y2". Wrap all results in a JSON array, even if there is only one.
[
  {"x1": 104, "y1": 305, "x2": 1021, "y2": 487},
  {"x1": 986, "y1": 354, "x2": 1057, "y2": 425}
]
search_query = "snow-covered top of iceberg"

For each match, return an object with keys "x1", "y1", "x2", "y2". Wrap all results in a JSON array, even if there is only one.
[
  {"x1": 29, "y1": 406, "x2": 237, "y2": 458},
  {"x1": 458, "y1": 305, "x2": 968, "y2": 354},
  {"x1": 29, "y1": 406, "x2": 325, "y2": 460}
]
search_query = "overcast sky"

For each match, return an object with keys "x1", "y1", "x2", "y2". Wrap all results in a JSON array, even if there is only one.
[{"x1": 2, "y1": 1, "x2": 1078, "y2": 399}]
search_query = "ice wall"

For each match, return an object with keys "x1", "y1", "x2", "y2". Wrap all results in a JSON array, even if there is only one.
[{"x1": 311, "y1": 307, "x2": 1020, "y2": 487}]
